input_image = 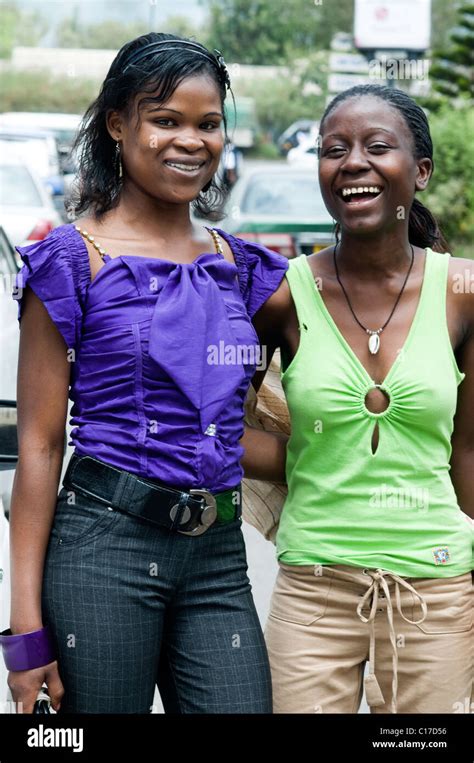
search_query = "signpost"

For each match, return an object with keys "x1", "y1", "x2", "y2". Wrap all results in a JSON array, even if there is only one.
[
  {"x1": 354, "y1": 0, "x2": 431, "y2": 52},
  {"x1": 353, "y1": 0, "x2": 432, "y2": 88}
]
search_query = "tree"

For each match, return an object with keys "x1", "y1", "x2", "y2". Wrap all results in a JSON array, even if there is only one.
[
  {"x1": 423, "y1": 105, "x2": 474, "y2": 247},
  {"x1": 431, "y1": 0, "x2": 462, "y2": 48},
  {"x1": 162, "y1": 15, "x2": 202, "y2": 39},
  {"x1": 233, "y1": 49, "x2": 328, "y2": 144},
  {"x1": 430, "y1": 2, "x2": 474, "y2": 101},
  {"x1": 0, "y1": 3, "x2": 47, "y2": 59},
  {"x1": 56, "y1": 19, "x2": 149, "y2": 50},
  {"x1": 204, "y1": 0, "x2": 353, "y2": 65},
  {"x1": 0, "y1": 5, "x2": 17, "y2": 58},
  {"x1": 0, "y1": 69, "x2": 97, "y2": 112}
]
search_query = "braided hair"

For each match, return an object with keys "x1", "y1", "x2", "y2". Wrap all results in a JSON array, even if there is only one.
[{"x1": 318, "y1": 85, "x2": 448, "y2": 252}]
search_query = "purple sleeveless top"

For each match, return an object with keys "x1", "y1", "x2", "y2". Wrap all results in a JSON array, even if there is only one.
[{"x1": 13, "y1": 223, "x2": 288, "y2": 491}]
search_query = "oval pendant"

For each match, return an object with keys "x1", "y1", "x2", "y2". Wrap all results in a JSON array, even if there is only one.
[{"x1": 368, "y1": 333, "x2": 380, "y2": 354}]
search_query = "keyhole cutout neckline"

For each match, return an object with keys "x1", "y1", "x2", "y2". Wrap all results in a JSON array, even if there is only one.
[{"x1": 364, "y1": 385, "x2": 391, "y2": 415}]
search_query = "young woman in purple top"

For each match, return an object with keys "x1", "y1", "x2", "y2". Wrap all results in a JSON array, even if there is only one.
[{"x1": 2, "y1": 33, "x2": 288, "y2": 714}]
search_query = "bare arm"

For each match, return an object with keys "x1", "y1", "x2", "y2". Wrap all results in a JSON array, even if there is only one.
[
  {"x1": 450, "y1": 261, "x2": 474, "y2": 520},
  {"x1": 9, "y1": 286, "x2": 71, "y2": 634},
  {"x1": 239, "y1": 277, "x2": 291, "y2": 483},
  {"x1": 239, "y1": 426, "x2": 288, "y2": 482}
]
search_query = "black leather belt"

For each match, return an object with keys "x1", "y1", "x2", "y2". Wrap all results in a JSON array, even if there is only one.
[{"x1": 63, "y1": 454, "x2": 241, "y2": 536}]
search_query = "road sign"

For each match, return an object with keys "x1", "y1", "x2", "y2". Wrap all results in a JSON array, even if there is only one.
[
  {"x1": 354, "y1": 0, "x2": 431, "y2": 52},
  {"x1": 329, "y1": 53, "x2": 369, "y2": 73}
]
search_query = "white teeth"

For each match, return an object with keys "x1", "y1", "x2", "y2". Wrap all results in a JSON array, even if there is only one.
[
  {"x1": 341, "y1": 186, "x2": 381, "y2": 196},
  {"x1": 166, "y1": 162, "x2": 202, "y2": 171}
]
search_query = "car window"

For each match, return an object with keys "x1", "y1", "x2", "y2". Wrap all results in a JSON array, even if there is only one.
[
  {"x1": 0, "y1": 137, "x2": 53, "y2": 178},
  {"x1": 241, "y1": 174, "x2": 328, "y2": 217},
  {"x1": 0, "y1": 164, "x2": 43, "y2": 206}
]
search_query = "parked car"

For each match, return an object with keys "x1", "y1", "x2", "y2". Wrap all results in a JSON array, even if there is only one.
[
  {"x1": 0, "y1": 112, "x2": 81, "y2": 175},
  {"x1": 276, "y1": 119, "x2": 319, "y2": 156},
  {"x1": 0, "y1": 125, "x2": 63, "y2": 196},
  {"x1": 0, "y1": 147, "x2": 62, "y2": 247},
  {"x1": 219, "y1": 163, "x2": 335, "y2": 258},
  {"x1": 287, "y1": 141, "x2": 318, "y2": 169}
]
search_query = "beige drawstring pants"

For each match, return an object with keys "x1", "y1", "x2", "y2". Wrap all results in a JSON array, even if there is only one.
[{"x1": 264, "y1": 563, "x2": 473, "y2": 713}]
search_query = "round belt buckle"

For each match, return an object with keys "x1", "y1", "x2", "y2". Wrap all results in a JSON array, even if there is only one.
[{"x1": 173, "y1": 489, "x2": 217, "y2": 536}]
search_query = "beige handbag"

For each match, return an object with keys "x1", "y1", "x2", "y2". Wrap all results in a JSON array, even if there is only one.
[{"x1": 241, "y1": 351, "x2": 290, "y2": 544}]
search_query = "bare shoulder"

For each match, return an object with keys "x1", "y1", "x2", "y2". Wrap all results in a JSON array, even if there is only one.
[
  {"x1": 447, "y1": 256, "x2": 474, "y2": 321},
  {"x1": 448, "y1": 255, "x2": 474, "y2": 287},
  {"x1": 306, "y1": 246, "x2": 334, "y2": 279},
  {"x1": 255, "y1": 266, "x2": 292, "y2": 317},
  {"x1": 250, "y1": 265, "x2": 293, "y2": 348}
]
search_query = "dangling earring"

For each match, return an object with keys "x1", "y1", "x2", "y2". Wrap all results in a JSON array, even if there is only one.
[{"x1": 115, "y1": 141, "x2": 123, "y2": 180}]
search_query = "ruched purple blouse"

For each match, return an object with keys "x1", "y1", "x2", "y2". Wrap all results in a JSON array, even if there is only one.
[{"x1": 13, "y1": 224, "x2": 288, "y2": 492}]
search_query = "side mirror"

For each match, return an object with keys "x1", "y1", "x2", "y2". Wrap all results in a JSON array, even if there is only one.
[{"x1": 0, "y1": 401, "x2": 68, "y2": 470}]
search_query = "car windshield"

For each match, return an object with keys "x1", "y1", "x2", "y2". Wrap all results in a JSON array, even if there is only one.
[
  {"x1": 0, "y1": 164, "x2": 42, "y2": 206},
  {"x1": 241, "y1": 173, "x2": 328, "y2": 217}
]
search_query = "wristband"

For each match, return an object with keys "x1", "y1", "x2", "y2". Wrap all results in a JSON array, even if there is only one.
[{"x1": 0, "y1": 625, "x2": 56, "y2": 671}]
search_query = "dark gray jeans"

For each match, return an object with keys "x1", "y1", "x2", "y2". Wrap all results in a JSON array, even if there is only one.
[{"x1": 41, "y1": 484, "x2": 272, "y2": 714}]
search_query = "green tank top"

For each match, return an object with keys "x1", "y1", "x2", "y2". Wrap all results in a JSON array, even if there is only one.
[{"x1": 277, "y1": 248, "x2": 473, "y2": 577}]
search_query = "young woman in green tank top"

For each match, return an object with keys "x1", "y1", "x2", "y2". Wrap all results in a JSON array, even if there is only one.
[{"x1": 241, "y1": 86, "x2": 473, "y2": 714}]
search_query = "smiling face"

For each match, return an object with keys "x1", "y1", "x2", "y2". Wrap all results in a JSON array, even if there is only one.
[
  {"x1": 318, "y1": 95, "x2": 432, "y2": 238},
  {"x1": 107, "y1": 73, "x2": 224, "y2": 205}
]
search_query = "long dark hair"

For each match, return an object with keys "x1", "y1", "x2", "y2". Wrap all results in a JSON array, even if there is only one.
[
  {"x1": 318, "y1": 85, "x2": 448, "y2": 251},
  {"x1": 69, "y1": 32, "x2": 234, "y2": 220}
]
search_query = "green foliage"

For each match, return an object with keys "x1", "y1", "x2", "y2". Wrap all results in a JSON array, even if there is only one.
[
  {"x1": 0, "y1": 6, "x2": 17, "y2": 59},
  {"x1": 205, "y1": 0, "x2": 461, "y2": 65},
  {"x1": 0, "y1": 3, "x2": 47, "y2": 58},
  {"x1": 431, "y1": 0, "x2": 463, "y2": 48},
  {"x1": 430, "y1": 2, "x2": 474, "y2": 101},
  {"x1": 451, "y1": 239, "x2": 473, "y2": 259},
  {"x1": 235, "y1": 51, "x2": 328, "y2": 139},
  {"x1": 163, "y1": 15, "x2": 202, "y2": 39},
  {"x1": 205, "y1": 0, "x2": 353, "y2": 64},
  {"x1": 247, "y1": 133, "x2": 280, "y2": 159},
  {"x1": 56, "y1": 19, "x2": 149, "y2": 50},
  {"x1": 423, "y1": 105, "x2": 474, "y2": 247},
  {"x1": 0, "y1": 70, "x2": 97, "y2": 113},
  {"x1": 55, "y1": 15, "x2": 203, "y2": 50}
]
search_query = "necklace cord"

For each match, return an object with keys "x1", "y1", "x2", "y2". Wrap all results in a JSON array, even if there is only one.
[{"x1": 333, "y1": 242, "x2": 415, "y2": 335}]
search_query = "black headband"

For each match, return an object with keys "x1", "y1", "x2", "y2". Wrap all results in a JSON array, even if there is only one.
[{"x1": 122, "y1": 39, "x2": 231, "y2": 89}]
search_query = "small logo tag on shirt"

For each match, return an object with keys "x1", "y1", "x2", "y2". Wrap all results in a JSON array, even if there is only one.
[{"x1": 432, "y1": 547, "x2": 450, "y2": 565}]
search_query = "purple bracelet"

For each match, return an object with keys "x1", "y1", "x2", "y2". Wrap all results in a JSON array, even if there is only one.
[{"x1": 0, "y1": 625, "x2": 56, "y2": 671}]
